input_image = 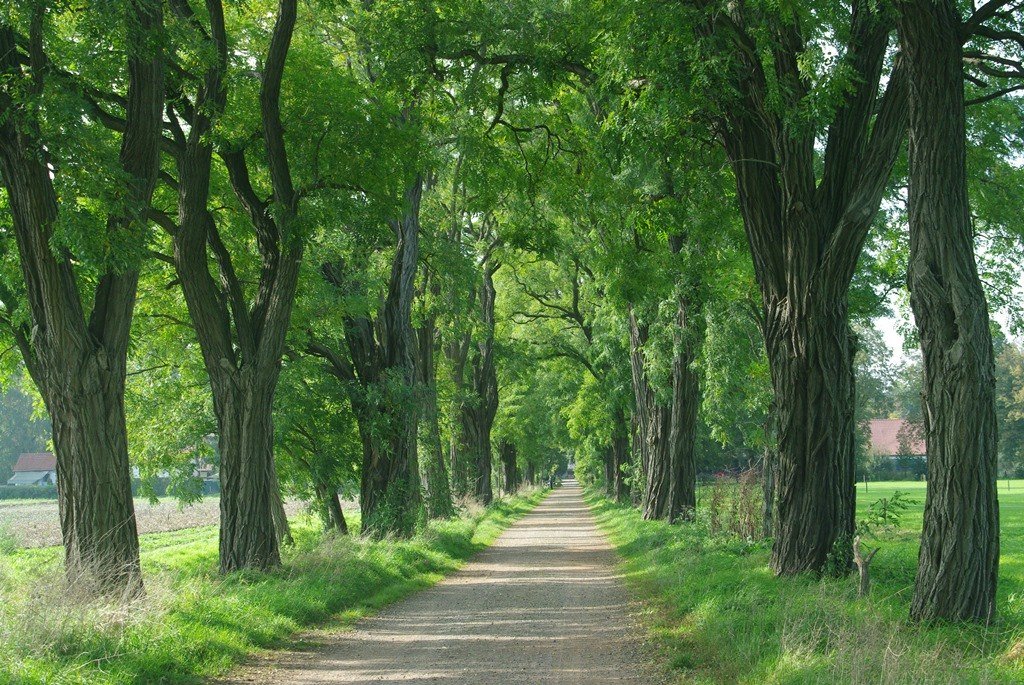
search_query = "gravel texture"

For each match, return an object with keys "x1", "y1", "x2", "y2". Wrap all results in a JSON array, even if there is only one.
[{"x1": 223, "y1": 480, "x2": 663, "y2": 684}]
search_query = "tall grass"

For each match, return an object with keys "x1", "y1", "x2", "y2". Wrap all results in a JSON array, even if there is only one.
[
  {"x1": 588, "y1": 482, "x2": 1024, "y2": 684},
  {"x1": 0, "y1": 489, "x2": 546, "y2": 684}
]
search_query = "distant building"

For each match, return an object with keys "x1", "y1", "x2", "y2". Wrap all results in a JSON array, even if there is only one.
[
  {"x1": 865, "y1": 419, "x2": 927, "y2": 479},
  {"x1": 6, "y1": 452, "x2": 57, "y2": 486},
  {"x1": 868, "y1": 419, "x2": 926, "y2": 457}
]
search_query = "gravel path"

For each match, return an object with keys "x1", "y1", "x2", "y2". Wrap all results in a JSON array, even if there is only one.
[{"x1": 224, "y1": 480, "x2": 662, "y2": 684}]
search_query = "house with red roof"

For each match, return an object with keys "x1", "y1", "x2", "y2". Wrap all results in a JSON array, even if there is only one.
[
  {"x1": 6, "y1": 452, "x2": 57, "y2": 486},
  {"x1": 868, "y1": 419, "x2": 926, "y2": 457}
]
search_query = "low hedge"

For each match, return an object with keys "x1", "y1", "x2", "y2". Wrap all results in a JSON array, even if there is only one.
[{"x1": 0, "y1": 484, "x2": 58, "y2": 500}]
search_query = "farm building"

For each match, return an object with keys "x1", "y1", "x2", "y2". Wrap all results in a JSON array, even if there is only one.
[
  {"x1": 868, "y1": 418, "x2": 926, "y2": 458},
  {"x1": 866, "y1": 418, "x2": 926, "y2": 478},
  {"x1": 6, "y1": 452, "x2": 57, "y2": 486}
]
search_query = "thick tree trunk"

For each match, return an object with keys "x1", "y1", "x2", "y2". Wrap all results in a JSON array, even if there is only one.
[
  {"x1": 763, "y1": 303, "x2": 857, "y2": 574},
  {"x1": 214, "y1": 378, "x2": 281, "y2": 572},
  {"x1": 717, "y1": 0, "x2": 908, "y2": 574},
  {"x1": 465, "y1": 408, "x2": 494, "y2": 504},
  {"x1": 48, "y1": 366, "x2": 142, "y2": 593},
  {"x1": 900, "y1": 0, "x2": 999, "y2": 622},
  {"x1": 0, "y1": 2, "x2": 163, "y2": 594},
  {"x1": 170, "y1": 0, "x2": 302, "y2": 573},
  {"x1": 445, "y1": 331, "x2": 473, "y2": 498},
  {"x1": 631, "y1": 303, "x2": 700, "y2": 522}
]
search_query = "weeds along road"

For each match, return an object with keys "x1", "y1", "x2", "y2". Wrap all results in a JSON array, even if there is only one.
[{"x1": 223, "y1": 481, "x2": 663, "y2": 684}]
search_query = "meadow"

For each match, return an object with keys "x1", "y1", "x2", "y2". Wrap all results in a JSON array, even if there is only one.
[
  {"x1": 590, "y1": 480, "x2": 1024, "y2": 684},
  {"x1": 0, "y1": 489, "x2": 546, "y2": 684}
]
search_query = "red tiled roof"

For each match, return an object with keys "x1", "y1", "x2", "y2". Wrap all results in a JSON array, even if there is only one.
[
  {"x1": 868, "y1": 419, "x2": 925, "y2": 456},
  {"x1": 12, "y1": 452, "x2": 56, "y2": 472}
]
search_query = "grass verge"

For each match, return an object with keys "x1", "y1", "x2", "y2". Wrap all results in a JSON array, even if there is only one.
[
  {"x1": 587, "y1": 485, "x2": 1024, "y2": 684},
  {"x1": 0, "y1": 488, "x2": 547, "y2": 684}
]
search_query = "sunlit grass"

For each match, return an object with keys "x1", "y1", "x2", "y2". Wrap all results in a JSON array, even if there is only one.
[
  {"x1": 0, "y1": 489, "x2": 547, "y2": 684},
  {"x1": 589, "y1": 481, "x2": 1024, "y2": 684}
]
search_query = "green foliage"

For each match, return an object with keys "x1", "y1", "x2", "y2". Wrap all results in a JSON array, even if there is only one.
[{"x1": 857, "y1": 490, "x2": 918, "y2": 539}]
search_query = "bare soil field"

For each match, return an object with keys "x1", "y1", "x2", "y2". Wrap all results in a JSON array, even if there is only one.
[{"x1": 0, "y1": 497, "x2": 305, "y2": 548}]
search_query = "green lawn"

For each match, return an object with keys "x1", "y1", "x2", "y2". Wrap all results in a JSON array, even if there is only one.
[
  {"x1": 0, "y1": 489, "x2": 547, "y2": 684},
  {"x1": 589, "y1": 480, "x2": 1024, "y2": 684}
]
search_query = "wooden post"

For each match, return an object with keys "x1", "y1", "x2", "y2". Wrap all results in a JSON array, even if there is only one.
[{"x1": 853, "y1": 536, "x2": 879, "y2": 597}]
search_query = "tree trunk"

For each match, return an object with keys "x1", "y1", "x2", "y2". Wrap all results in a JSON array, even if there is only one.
[
  {"x1": 611, "y1": 407, "x2": 630, "y2": 503},
  {"x1": 214, "y1": 378, "x2": 281, "y2": 572},
  {"x1": 328, "y1": 490, "x2": 349, "y2": 535},
  {"x1": 716, "y1": 0, "x2": 908, "y2": 574},
  {"x1": 446, "y1": 331, "x2": 473, "y2": 498},
  {"x1": 416, "y1": 320, "x2": 455, "y2": 519},
  {"x1": 630, "y1": 290, "x2": 701, "y2": 523},
  {"x1": 900, "y1": 0, "x2": 999, "y2": 622},
  {"x1": 524, "y1": 461, "x2": 536, "y2": 486},
  {"x1": 464, "y1": 260, "x2": 499, "y2": 505},
  {"x1": 315, "y1": 480, "x2": 348, "y2": 534},
  {"x1": 0, "y1": 2, "x2": 163, "y2": 594},
  {"x1": 668, "y1": 296, "x2": 700, "y2": 521},
  {"x1": 763, "y1": 304, "x2": 857, "y2": 574},
  {"x1": 603, "y1": 445, "x2": 615, "y2": 495},
  {"x1": 47, "y1": 365, "x2": 142, "y2": 593},
  {"x1": 466, "y1": 407, "x2": 494, "y2": 504},
  {"x1": 354, "y1": 178, "x2": 423, "y2": 537},
  {"x1": 500, "y1": 441, "x2": 519, "y2": 495},
  {"x1": 629, "y1": 308, "x2": 674, "y2": 520},
  {"x1": 269, "y1": 460, "x2": 292, "y2": 547},
  {"x1": 169, "y1": 0, "x2": 302, "y2": 573}
]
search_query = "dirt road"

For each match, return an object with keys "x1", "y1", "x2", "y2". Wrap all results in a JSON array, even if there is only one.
[{"x1": 225, "y1": 480, "x2": 661, "y2": 684}]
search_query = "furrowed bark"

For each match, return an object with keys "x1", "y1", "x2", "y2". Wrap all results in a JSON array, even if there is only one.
[
  {"x1": 712, "y1": 0, "x2": 907, "y2": 573},
  {"x1": 323, "y1": 179, "x2": 423, "y2": 538},
  {"x1": 629, "y1": 308, "x2": 673, "y2": 520},
  {"x1": 169, "y1": 0, "x2": 302, "y2": 572},
  {"x1": 900, "y1": 0, "x2": 999, "y2": 622},
  {"x1": 362, "y1": 178, "x2": 423, "y2": 536},
  {"x1": 216, "y1": 380, "x2": 280, "y2": 571},
  {"x1": 0, "y1": 1, "x2": 163, "y2": 594},
  {"x1": 630, "y1": 297, "x2": 700, "y2": 522}
]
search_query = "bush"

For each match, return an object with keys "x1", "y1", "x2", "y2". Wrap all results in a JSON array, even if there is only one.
[{"x1": 0, "y1": 485, "x2": 58, "y2": 501}]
